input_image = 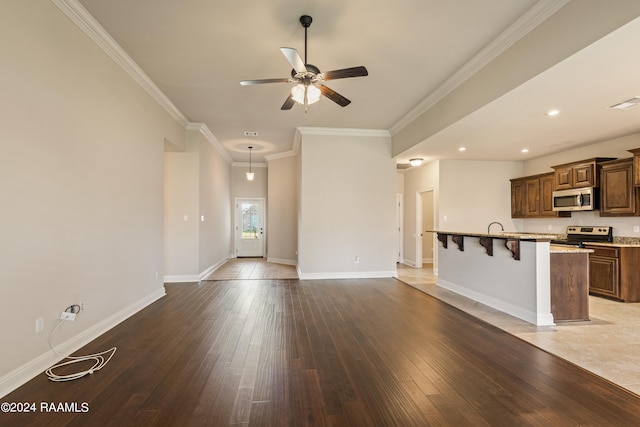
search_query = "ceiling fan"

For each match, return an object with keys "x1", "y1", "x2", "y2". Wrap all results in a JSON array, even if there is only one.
[{"x1": 240, "y1": 15, "x2": 368, "y2": 112}]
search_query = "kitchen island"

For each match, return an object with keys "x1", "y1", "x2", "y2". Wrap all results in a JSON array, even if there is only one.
[{"x1": 434, "y1": 231, "x2": 590, "y2": 326}]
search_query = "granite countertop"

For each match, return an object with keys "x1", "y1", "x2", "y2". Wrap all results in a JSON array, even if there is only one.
[
  {"x1": 550, "y1": 244, "x2": 593, "y2": 254},
  {"x1": 431, "y1": 230, "x2": 559, "y2": 240},
  {"x1": 581, "y1": 240, "x2": 640, "y2": 248}
]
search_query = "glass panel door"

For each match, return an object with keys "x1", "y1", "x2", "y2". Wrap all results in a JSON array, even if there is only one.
[{"x1": 236, "y1": 198, "x2": 265, "y2": 257}]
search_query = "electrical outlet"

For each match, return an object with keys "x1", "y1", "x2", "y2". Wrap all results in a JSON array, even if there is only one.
[
  {"x1": 35, "y1": 317, "x2": 44, "y2": 333},
  {"x1": 634, "y1": 226, "x2": 639, "y2": 233},
  {"x1": 60, "y1": 312, "x2": 76, "y2": 321},
  {"x1": 79, "y1": 301, "x2": 85, "y2": 311}
]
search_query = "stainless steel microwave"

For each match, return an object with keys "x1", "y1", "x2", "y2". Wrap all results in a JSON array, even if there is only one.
[{"x1": 552, "y1": 187, "x2": 598, "y2": 211}]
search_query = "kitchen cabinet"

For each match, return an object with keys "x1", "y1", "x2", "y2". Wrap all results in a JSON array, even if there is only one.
[
  {"x1": 511, "y1": 178, "x2": 526, "y2": 217},
  {"x1": 600, "y1": 158, "x2": 639, "y2": 216},
  {"x1": 628, "y1": 147, "x2": 640, "y2": 186},
  {"x1": 510, "y1": 173, "x2": 569, "y2": 218},
  {"x1": 552, "y1": 158, "x2": 615, "y2": 190},
  {"x1": 584, "y1": 245, "x2": 640, "y2": 302}
]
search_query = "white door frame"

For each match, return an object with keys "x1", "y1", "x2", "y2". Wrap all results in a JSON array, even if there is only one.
[
  {"x1": 234, "y1": 197, "x2": 266, "y2": 258},
  {"x1": 415, "y1": 188, "x2": 435, "y2": 269},
  {"x1": 396, "y1": 193, "x2": 403, "y2": 263}
]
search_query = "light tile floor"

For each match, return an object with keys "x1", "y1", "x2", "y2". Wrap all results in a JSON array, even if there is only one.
[
  {"x1": 202, "y1": 258, "x2": 298, "y2": 280},
  {"x1": 396, "y1": 263, "x2": 640, "y2": 396}
]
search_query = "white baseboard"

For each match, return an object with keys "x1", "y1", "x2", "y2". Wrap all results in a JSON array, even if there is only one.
[
  {"x1": 163, "y1": 274, "x2": 199, "y2": 283},
  {"x1": 199, "y1": 258, "x2": 229, "y2": 280},
  {"x1": 266, "y1": 257, "x2": 296, "y2": 266},
  {"x1": 436, "y1": 278, "x2": 554, "y2": 326},
  {"x1": 0, "y1": 287, "x2": 166, "y2": 399},
  {"x1": 163, "y1": 258, "x2": 230, "y2": 283},
  {"x1": 297, "y1": 270, "x2": 397, "y2": 280}
]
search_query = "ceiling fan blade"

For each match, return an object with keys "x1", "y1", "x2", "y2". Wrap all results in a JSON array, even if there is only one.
[
  {"x1": 240, "y1": 78, "x2": 290, "y2": 86},
  {"x1": 322, "y1": 66, "x2": 368, "y2": 81},
  {"x1": 281, "y1": 95, "x2": 296, "y2": 110},
  {"x1": 280, "y1": 47, "x2": 307, "y2": 74},
  {"x1": 319, "y1": 85, "x2": 351, "y2": 107}
]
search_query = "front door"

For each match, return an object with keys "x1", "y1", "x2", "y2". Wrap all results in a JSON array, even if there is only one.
[{"x1": 235, "y1": 198, "x2": 265, "y2": 257}]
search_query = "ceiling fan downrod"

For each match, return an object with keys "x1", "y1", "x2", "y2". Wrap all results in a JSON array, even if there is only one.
[{"x1": 300, "y1": 15, "x2": 312, "y2": 65}]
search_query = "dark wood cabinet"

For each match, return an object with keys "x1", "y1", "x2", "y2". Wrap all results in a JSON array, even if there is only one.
[
  {"x1": 587, "y1": 246, "x2": 620, "y2": 299},
  {"x1": 540, "y1": 173, "x2": 556, "y2": 216},
  {"x1": 600, "y1": 158, "x2": 639, "y2": 216},
  {"x1": 524, "y1": 177, "x2": 541, "y2": 217},
  {"x1": 510, "y1": 179, "x2": 526, "y2": 218},
  {"x1": 510, "y1": 173, "x2": 569, "y2": 218},
  {"x1": 628, "y1": 147, "x2": 640, "y2": 186},
  {"x1": 550, "y1": 252, "x2": 589, "y2": 321},
  {"x1": 585, "y1": 245, "x2": 640, "y2": 302},
  {"x1": 552, "y1": 158, "x2": 615, "y2": 190}
]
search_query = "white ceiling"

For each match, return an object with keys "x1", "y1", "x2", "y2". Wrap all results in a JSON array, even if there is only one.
[{"x1": 74, "y1": 0, "x2": 640, "y2": 165}]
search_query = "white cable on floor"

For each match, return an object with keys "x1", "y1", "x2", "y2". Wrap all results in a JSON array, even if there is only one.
[{"x1": 45, "y1": 306, "x2": 117, "y2": 382}]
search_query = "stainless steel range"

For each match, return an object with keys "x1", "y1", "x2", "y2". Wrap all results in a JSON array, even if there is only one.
[{"x1": 551, "y1": 226, "x2": 613, "y2": 247}]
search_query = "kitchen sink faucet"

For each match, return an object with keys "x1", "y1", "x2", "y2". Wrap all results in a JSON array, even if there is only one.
[{"x1": 488, "y1": 222, "x2": 504, "y2": 234}]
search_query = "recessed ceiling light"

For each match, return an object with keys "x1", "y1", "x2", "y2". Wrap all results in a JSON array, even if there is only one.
[
  {"x1": 521, "y1": 148, "x2": 529, "y2": 153},
  {"x1": 546, "y1": 109, "x2": 560, "y2": 117},
  {"x1": 458, "y1": 147, "x2": 466, "y2": 152}
]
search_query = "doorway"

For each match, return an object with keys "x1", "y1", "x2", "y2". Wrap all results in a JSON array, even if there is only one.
[
  {"x1": 415, "y1": 189, "x2": 435, "y2": 269},
  {"x1": 235, "y1": 198, "x2": 266, "y2": 257}
]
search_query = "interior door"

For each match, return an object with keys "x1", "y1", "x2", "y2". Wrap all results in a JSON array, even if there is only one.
[{"x1": 235, "y1": 198, "x2": 265, "y2": 257}]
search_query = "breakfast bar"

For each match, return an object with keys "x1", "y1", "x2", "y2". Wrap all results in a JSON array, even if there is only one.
[{"x1": 434, "y1": 231, "x2": 591, "y2": 326}]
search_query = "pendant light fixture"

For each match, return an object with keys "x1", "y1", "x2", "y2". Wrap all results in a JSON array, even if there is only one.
[{"x1": 246, "y1": 146, "x2": 255, "y2": 181}]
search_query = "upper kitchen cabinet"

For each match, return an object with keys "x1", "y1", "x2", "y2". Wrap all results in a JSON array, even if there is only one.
[
  {"x1": 628, "y1": 147, "x2": 640, "y2": 186},
  {"x1": 511, "y1": 178, "x2": 526, "y2": 217},
  {"x1": 511, "y1": 173, "x2": 570, "y2": 218},
  {"x1": 600, "y1": 158, "x2": 639, "y2": 216},
  {"x1": 552, "y1": 158, "x2": 615, "y2": 190}
]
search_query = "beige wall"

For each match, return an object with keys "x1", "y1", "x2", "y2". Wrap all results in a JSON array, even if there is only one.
[
  {"x1": 438, "y1": 160, "x2": 522, "y2": 232},
  {"x1": 267, "y1": 155, "x2": 298, "y2": 264},
  {"x1": 195, "y1": 134, "x2": 232, "y2": 274},
  {"x1": 163, "y1": 128, "x2": 231, "y2": 281},
  {"x1": 298, "y1": 129, "x2": 396, "y2": 278},
  {"x1": 164, "y1": 152, "x2": 200, "y2": 278},
  {"x1": 0, "y1": 0, "x2": 184, "y2": 394}
]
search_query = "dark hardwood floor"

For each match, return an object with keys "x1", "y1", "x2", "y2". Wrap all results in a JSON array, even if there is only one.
[{"x1": 4, "y1": 278, "x2": 640, "y2": 426}]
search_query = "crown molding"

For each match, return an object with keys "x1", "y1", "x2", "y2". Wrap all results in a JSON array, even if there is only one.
[
  {"x1": 186, "y1": 123, "x2": 232, "y2": 163},
  {"x1": 264, "y1": 151, "x2": 297, "y2": 162},
  {"x1": 51, "y1": 0, "x2": 189, "y2": 127},
  {"x1": 389, "y1": 0, "x2": 570, "y2": 135},
  {"x1": 296, "y1": 127, "x2": 391, "y2": 138}
]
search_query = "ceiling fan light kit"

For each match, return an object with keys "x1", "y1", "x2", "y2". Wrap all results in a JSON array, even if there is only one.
[{"x1": 240, "y1": 15, "x2": 368, "y2": 112}]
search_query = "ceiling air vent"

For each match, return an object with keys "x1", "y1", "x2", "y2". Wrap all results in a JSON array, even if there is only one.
[
  {"x1": 608, "y1": 96, "x2": 640, "y2": 110},
  {"x1": 244, "y1": 131, "x2": 258, "y2": 137}
]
